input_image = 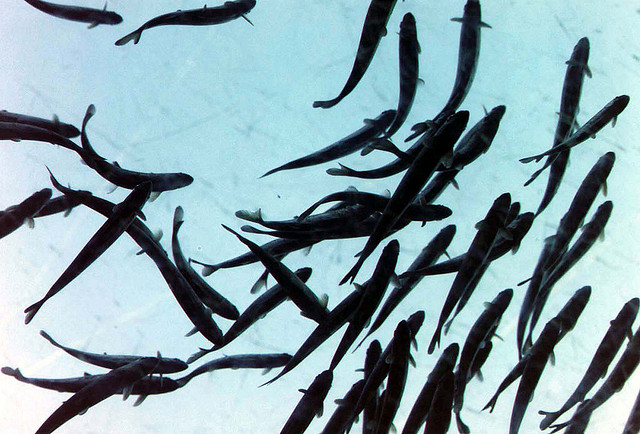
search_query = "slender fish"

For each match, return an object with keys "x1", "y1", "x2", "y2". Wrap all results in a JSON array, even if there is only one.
[{"x1": 23, "y1": 0, "x2": 122, "y2": 27}]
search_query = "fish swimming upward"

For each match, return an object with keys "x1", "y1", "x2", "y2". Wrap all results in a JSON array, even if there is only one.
[
  {"x1": 115, "y1": 0, "x2": 256, "y2": 46},
  {"x1": 23, "y1": 0, "x2": 122, "y2": 27},
  {"x1": 313, "y1": 0, "x2": 399, "y2": 108}
]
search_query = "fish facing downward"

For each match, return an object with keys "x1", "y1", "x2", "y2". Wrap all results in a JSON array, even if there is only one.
[
  {"x1": 313, "y1": 0, "x2": 399, "y2": 109},
  {"x1": 115, "y1": 0, "x2": 256, "y2": 46},
  {"x1": 23, "y1": 0, "x2": 122, "y2": 27}
]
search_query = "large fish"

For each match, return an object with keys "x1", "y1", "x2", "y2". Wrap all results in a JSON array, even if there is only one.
[
  {"x1": 23, "y1": 0, "x2": 122, "y2": 27},
  {"x1": 539, "y1": 297, "x2": 639, "y2": 430},
  {"x1": 428, "y1": 192, "x2": 511, "y2": 354},
  {"x1": 115, "y1": 0, "x2": 256, "y2": 46},
  {"x1": 385, "y1": 13, "x2": 420, "y2": 138},
  {"x1": 341, "y1": 111, "x2": 468, "y2": 285},
  {"x1": 0, "y1": 110, "x2": 79, "y2": 137},
  {"x1": 407, "y1": 0, "x2": 490, "y2": 140},
  {"x1": 39, "y1": 330, "x2": 187, "y2": 374},
  {"x1": 520, "y1": 95, "x2": 629, "y2": 164},
  {"x1": 525, "y1": 38, "x2": 591, "y2": 215},
  {"x1": 24, "y1": 179, "x2": 152, "y2": 324},
  {"x1": 280, "y1": 370, "x2": 333, "y2": 434},
  {"x1": 78, "y1": 105, "x2": 193, "y2": 192},
  {"x1": 34, "y1": 357, "x2": 160, "y2": 434},
  {"x1": 313, "y1": 0, "x2": 399, "y2": 108},
  {"x1": 262, "y1": 110, "x2": 396, "y2": 177},
  {"x1": 172, "y1": 207, "x2": 239, "y2": 320}
]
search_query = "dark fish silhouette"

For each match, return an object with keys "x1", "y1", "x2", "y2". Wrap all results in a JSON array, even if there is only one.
[
  {"x1": 0, "y1": 110, "x2": 79, "y2": 137},
  {"x1": 0, "y1": 188, "x2": 52, "y2": 239},
  {"x1": 0, "y1": 121, "x2": 82, "y2": 152},
  {"x1": 23, "y1": 0, "x2": 122, "y2": 27},
  {"x1": 115, "y1": 0, "x2": 256, "y2": 46},
  {"x1": 262, "y1": 110, "x2": 396, "y2": 177},
  {"x1": 424, "y1": 370, "x2": 455, "y2": 434},
  {"x1": 321, "y1": 379, "x2": 366, "y2": 434},
  {"x1": 280, "y1": 370, "x2": 333, "y2": 434},
  {"x1": 313, "y1": 0, "x2": 399, "y2": 108}
]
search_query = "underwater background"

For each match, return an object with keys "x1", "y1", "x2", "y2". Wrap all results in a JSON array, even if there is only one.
[{"x1": 0, "y1": 1, "x2": 638, "y2": 432}]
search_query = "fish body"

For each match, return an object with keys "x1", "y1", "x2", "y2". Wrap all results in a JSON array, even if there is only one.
[
  {"x1": 385, "y1": 13, "x2": 420, "y2": 138},
  {"x1": 24, "y1": 179, "x2": 151, "y2": 323},
  {"x1": 623, "y1": 388, "x2": 640, "y2": 434},
  {"x1": 321, "y1": 379, "x2": 366, "y2": 434},
  {"x1": 280, "y1": 370, "x2": 333, "y2": 434},
  {"x1": 32, "y1": 194, "x2": 81, "y2": 219},
  {"x1": 0, "y1": 188, "x2": 52, "y2": 239},
  {"x1": 424, "y1": 370, "x2": 455, "y2": 434},
  {"x1": 0, "y1": 110, "x2": 79, "y2": 137},
  {"x1": 23, "y1": 0, "x2": 122, "y2": 26},
  {"x1": 35, "y1": 357, "x2": 159, "y2": 434},
  {"x1": 342, "y1": 111, "x2": 468, "y2": 284},
  {"x1": 116, "y1": 0, "x2": 256, "y2": 45},
  {"x1": 520, "y1": 95, "x2": 629, "y2": 164},
  {"x1": 0, "y1": 121, "x2": 82, "y2": 152},
  {"x1": 39, "y1": 330, "x2": 187, "y2": 373},
  {"x1": 428, "y1": 192, "x2": 510, "y2": 353},
  {"x1": 539, "y1": 297, "x2": 639, "y2": 430},
  {"x1": 172, "y1": 207, "x2": 239, "y2": 320},
  {"x1": 363, "y1": 340, "x2": 383, "y2": 434},
  {"x1": 262, "y1": 110, "x2": 395, "y2": 177},
  {"x1": 313, "y1": 0, "x2": 399, "y2": 108}
]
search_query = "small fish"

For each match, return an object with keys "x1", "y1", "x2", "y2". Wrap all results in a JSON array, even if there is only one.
[
  {"x1": 39, "y1": 330, "x2": 187, "y2": 374},
  {"x1": 115, "y1": 0, "x2": 256, "y2": 46},
  {"x1": 401, "y1": 343, "x2": 459, "y2": 434},
  {"x1": 385, "y1": 13, "x2": 420, "y2": 138},
  {"x1": 34, "y1": 357, "x2": 159, "y2": 434},
  {"x1": 222, "y1": 225, "x2": 329, "y2": 323},
  {"x1": 23, "y1": 0, "x2": 122, "y2": 27},
  {"x1": 428, "y1": 192, "x2": 511, "y2": 353},
  {"x1": 408, "y1": 0, "x2": 490, "y2": 140},
  {"x1": 525, "y1": 38, "x2": 591, "y2": 215},
  {"x1": 520, "y1": 95, "x2": 629, "y2": 164},
  {"x1": 0, "y1": 110, "x2": 79, "y2": 137},
  {"x1": 24, "y1": 178, "x2": 151, "y2": 324},
  {"x1": 280, "y1": 370, "x2": 334, "y2": 434},
  {"x1": 313, "y1": 0, "x2": 399, "y2": 108},
  {"x1": 341, "y1": 111, "x2": 468, "y2": 285},
  {"x1": 176, "y1": 353, "x2": 292, "y2": 387},
  {"x1": 330, "y1": 240, "x2": 399, "y2": 370},
  {"x1": 262, "y1": 110, "x2": 396, "y2": 177},
  {"x1": 539, "y1": 297, "x2": 639, "y2": 430},
  {"x1": 454, "y1": 289, "x2": 513, "y2": 433},
  {"x1": 172, "y1": 207, "x2": 239, "y2": 320},
  {"x1": 0, "y1": 188, "x2": 52, "y2": 239}
]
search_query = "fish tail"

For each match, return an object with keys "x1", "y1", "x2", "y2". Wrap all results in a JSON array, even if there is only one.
[
  {"x1": 455, "y1": 411, "x2": 470, "y2": 434},
  {"x1": 519, "y1": 155, "x2": 538, "y2": 164},
  {"x1": 312, "y1": 98, "x2": 340, "y2": 109},
  {"x1": 427, "y1": 328, "x2": 441, "y2": 354},
  {"x1": 24, "y1": 302, "x2": 43, "y2": 324},
  {"x1": 1, "y1": 366, "x2": 24, "y2": 380},
  {"x1": 115, "y1": 30, "x2": 142, "y2": 46},
  {"x1": 326, "y1": 163, "x2": 352, "y2": 176},
  {"x1": 482, "y1": 395, "x2": 498, "y2": 413}
]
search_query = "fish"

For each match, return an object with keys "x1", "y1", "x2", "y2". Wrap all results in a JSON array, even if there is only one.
[
  {"x1": 189, "y1": 268, "x2": 312, "y2": 362},
  {"x1": 176, "y1": 353, "x2": 292, "y2": 387},
  {"x1": 78, "y1": 105, "x2": 194, "y2": 192},
  {"x1": 374, "y1": 320, "x2": 411, "y2": 434},
  {"x1": 454, "y1": 289, "x2": 513, "y2": 433},
  {"x1": 330, "y1": 240, "x2": 399, "y2": 370},
  {"x1": 385, "y1": 13, "x2": 420, "y2": 138},
  {"x1": 1, "y1": 367, "x2": 179, "y2": 396},
  {"x1": 280, "y1": 370, "x2": 333, "y2": 434},
  {"x1": 222, "y1": 224, "x2": 329, "y2": 323},
  {"x1": 622, "y1": 387, "x2": 640, "y2": 434},
  {"x1": 407, "y1": 0, "x2": 490, "y2": 140},
  {"x1": 363, "y1": 340, "x2": 383, "y2": 434},
  {"x1": 341, "y1": 111, "x2": 468, "y2": 285},
  {"x1": 0, "y1": 188, "x2": 52, "y2": 239},
  {"x1": 39, "y1": 330, "x2": 188, "y2": 374},
  {"x1": 172, "y1": 206, "x2": 239, "y2": 320},
  {"x1": 359, "y1": 225, "x2": 455, "y2": 347},
  {"x1": 0, "y1": 110, "x2": 79, "y2": 137},
  {"x1": 115, "y1": 0, "x2": 256, "y2": 46},
  {"x1": 0, "y1": 121, "x2": 83, "y2": 152},
  {"x1": 321, "y1": 379, "x2": 366, "y2": 434},
  {"x1": 34, "y1": 357, "x2": 160, "y2": 434},
  {"x1": 261, "y1": 110, "x2": 396, "y2": 177},
  {"x1": 32, "y1": 194, "x2": 81, "y2": 219},
  {"x1": 524, "y1": 38, "x2": 591, "y2": 215},
  {"x1": 428, "y1": 192, "x2": 511, "y2": 354},
  {"x1": 519, "y1": 95, "x2": 629, "y2": 164},
  {"x1": 23, "y1": 0, "x2": 122, "y2": 27},
  {"x1": 539, "y1": 297, "x2": 639, "y2": 430},
  {"x1": 313, "y1": 0, "x2": 399, "y2": 108},
  {"x1": 261, "y1": 286, "x2": 364, "y2": 386},
  {"x1": 549, "y1": 321, "x2": 640, "y2": 433},
  {"x1": 24, "y1": 178, "x2": 152, "y2": 324},
  {"x1": 44, "y1": 175, "x2": 225, "y2": 346},
  {"x1": 401, "y1": 343, "x2": 459, "y2": 434},
  {"x1": 423, "y1": 371, "x2": 455, "y2": 434}
]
